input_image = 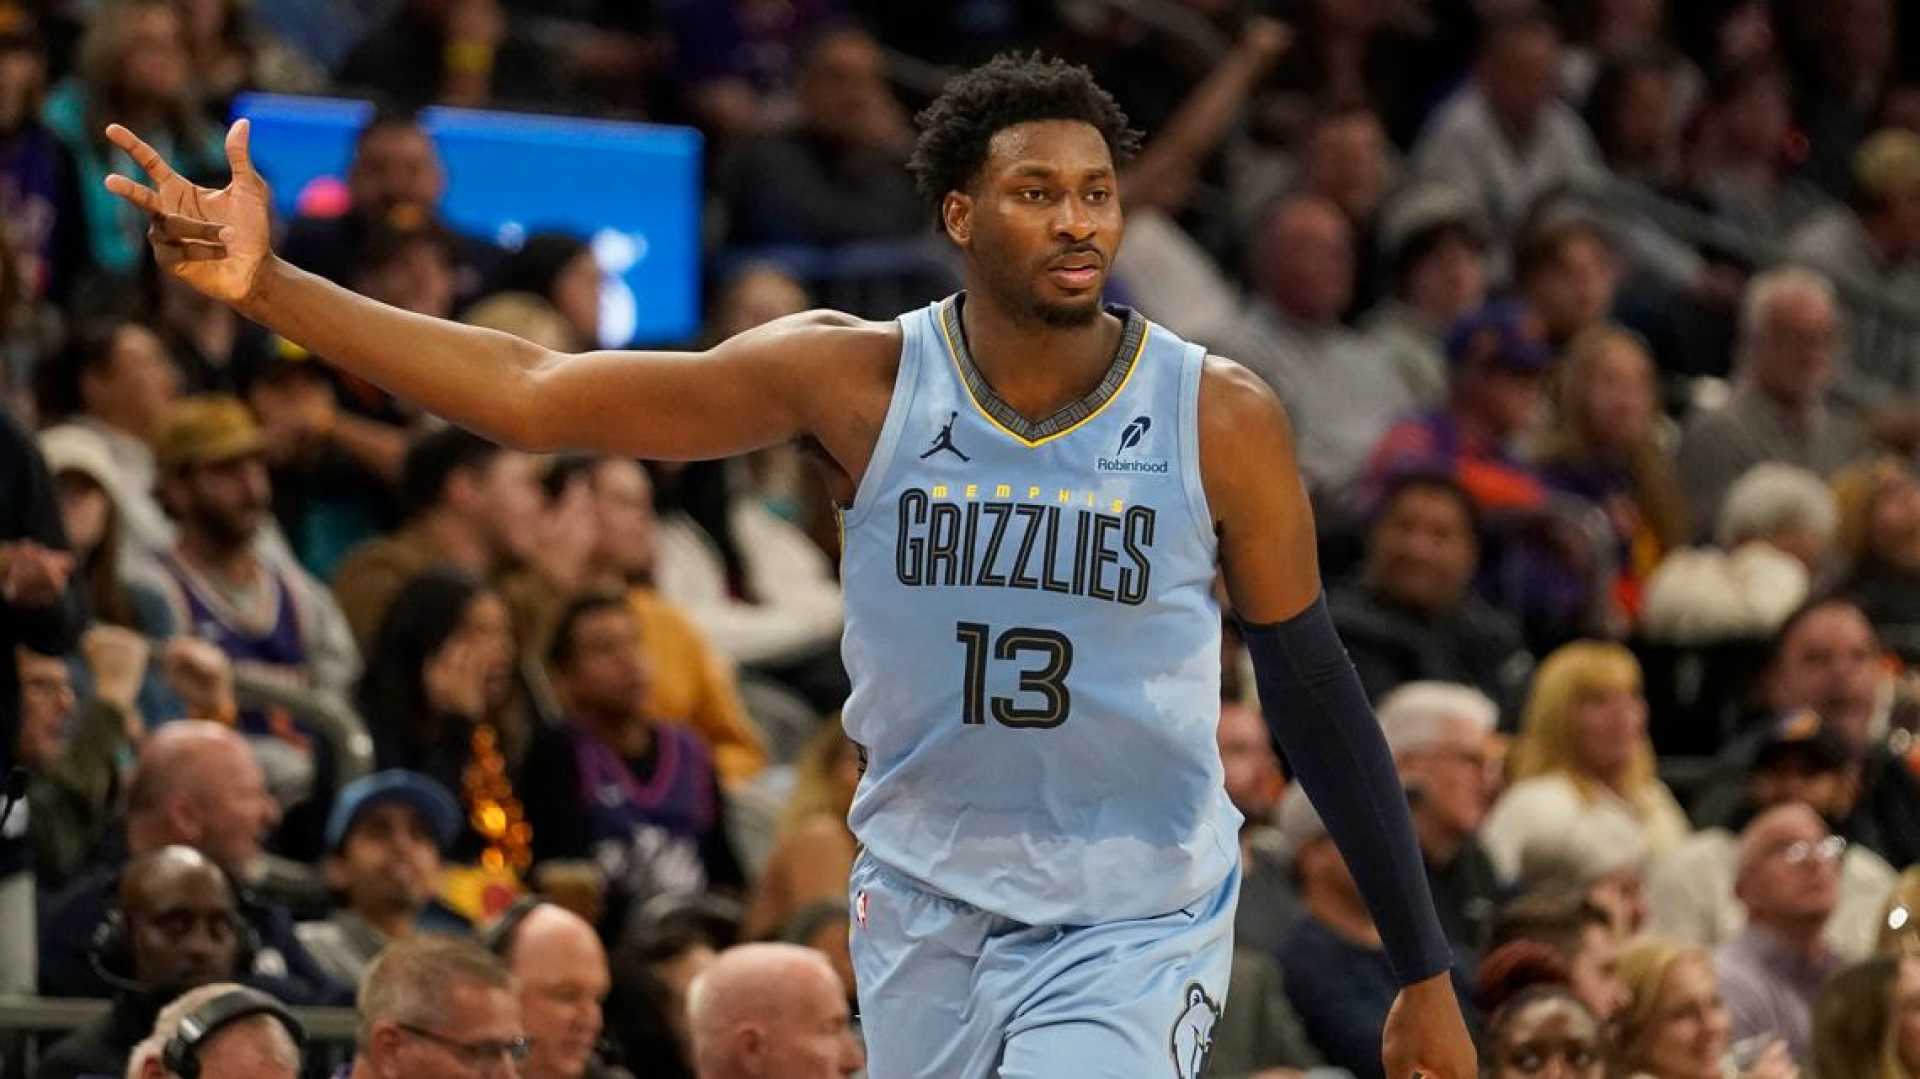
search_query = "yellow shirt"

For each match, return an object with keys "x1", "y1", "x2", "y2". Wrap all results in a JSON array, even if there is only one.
[{"x1": 628, "y1": 587, "x2": 769, "y2": 783}]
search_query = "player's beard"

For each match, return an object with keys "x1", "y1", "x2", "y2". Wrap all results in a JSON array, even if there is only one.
[
  {"x1": 1030, "y1": 289, "x2": 1103, "y2": 327},
  {"x1": 972, "y1": 230, "x2": 1103, "y2": 329}
]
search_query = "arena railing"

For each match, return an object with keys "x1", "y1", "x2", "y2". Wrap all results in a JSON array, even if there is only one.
[{"x1": 0, "y1": 996, "x2": 360, "y2": 1077}]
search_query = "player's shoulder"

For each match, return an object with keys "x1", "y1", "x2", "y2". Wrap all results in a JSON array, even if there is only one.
[
  {"x1": 1196, "y1": 353, "x2": 1289, "y2": 432},
  {"x1": 757, "y1": 308, "x2": 902, "y2": 354}
]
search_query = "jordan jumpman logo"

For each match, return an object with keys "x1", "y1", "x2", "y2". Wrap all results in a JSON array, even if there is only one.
[{"x1": 921, "y1": 411, "x2": 970, "y2": 461}]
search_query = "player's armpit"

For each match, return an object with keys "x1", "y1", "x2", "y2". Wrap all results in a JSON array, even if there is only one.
[{"x1": 1195, "y1": 357, "x2": 1322, "y2": 623}]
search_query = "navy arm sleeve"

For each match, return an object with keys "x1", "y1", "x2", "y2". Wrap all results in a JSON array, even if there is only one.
[{"x1": 1240, "y1": 594, "x2": 1453, "y2": 985}]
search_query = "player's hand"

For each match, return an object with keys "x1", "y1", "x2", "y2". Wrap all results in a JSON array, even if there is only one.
[
  {"x1": 1382, "y1": 973, "x2": 1475, "y2": 1079},
  {"x1": 102, "y1": 119, "x2": 273, "y2": 306}
]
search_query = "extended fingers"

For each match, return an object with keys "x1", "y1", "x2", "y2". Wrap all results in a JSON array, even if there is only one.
[
  {"x1": 103, "y1": 173, "x2": 162, "y2": 214},
  {"x1": 104, "y1": 123, "x2": 178, "y2": 185},
  {"x1": 224, "y1": 118, "x2": 256, "y2": 180}
]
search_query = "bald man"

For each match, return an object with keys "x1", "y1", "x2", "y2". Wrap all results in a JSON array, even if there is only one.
[
  {"x1": 496, "y1": 903, "x2": 624, "y2": 1079},
  {"x1": 38, "y1": 846, "x2": 247, "y2": 1079},
  {"x1": 1716, "y1": 804, "x2": 1847, "y2": 1064},
  {"x1": 688, "y1": 943, "x2": 864, "y2": 1079},
  {"x1": 38, "y1": 722, "x2": 345, "y2": 1002}
]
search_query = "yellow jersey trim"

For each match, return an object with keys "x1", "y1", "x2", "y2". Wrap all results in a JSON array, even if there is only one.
[{"x1": 933, "y1": 307, "x2": 1151, "y2": 450}]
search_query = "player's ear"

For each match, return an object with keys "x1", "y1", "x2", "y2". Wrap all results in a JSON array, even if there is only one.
[{"x1": 942, "y1": 191, "x2": 973, "y2": 247}]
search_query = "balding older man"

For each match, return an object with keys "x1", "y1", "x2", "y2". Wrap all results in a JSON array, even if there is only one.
[
  {"x1": 38, "y1": 721, "x2": 344, "y2": 1002},
  {"x1": 1715, "y1": 803, "x2": 1847, "y2": 1064},
  {"x1": 492, "y1": 903, "x2": 626, "y2": 1079},
  {"x1": 688, "y1": 943, "x2": 863, "y2": 1079}
]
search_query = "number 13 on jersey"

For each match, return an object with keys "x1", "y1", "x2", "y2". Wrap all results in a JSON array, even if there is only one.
[{"x1": 954, "y1": 621, "x2": 1075, "y2": 728}]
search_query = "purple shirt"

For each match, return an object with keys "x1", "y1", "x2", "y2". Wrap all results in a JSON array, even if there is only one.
[{"x1": 1714, "y1": 925, "x2": 1842, "y2": 1064}]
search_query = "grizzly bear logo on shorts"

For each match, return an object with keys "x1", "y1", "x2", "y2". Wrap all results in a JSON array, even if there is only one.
[{"x1": 1169, "y1": 982, "x2": 1221, "y2": 1078}]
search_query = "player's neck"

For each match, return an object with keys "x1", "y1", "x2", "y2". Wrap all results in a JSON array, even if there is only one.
[{"x1": 957, "y1": 291, "x2": 1122, "y2": 423}]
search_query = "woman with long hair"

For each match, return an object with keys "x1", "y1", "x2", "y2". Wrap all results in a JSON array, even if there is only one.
[
  {"x1": 1811, "y1": 954, "x2": 1920, "y2": 1079},
  {"x1": 356, "y1": 566, "x2": 523, "y2": 877},
  {"x1": 1536, "y1": 326, "x2": 1689, "y2": 623},
  {"x1": 1481, "y1": 641, "x2": 1692, "y2": 883},
  {"x1": 740, "y1": 721, "x2": 860, "y2": 941},
  {"x1": 41, "y1": 0, "x2": 225, "y2": 298},
  {"x1": 1614, "y1": 938, "x2": 1796, "y2": 1079},
  {"x1": 37, "y1": 423, "x2": 181, "y2": 712}
]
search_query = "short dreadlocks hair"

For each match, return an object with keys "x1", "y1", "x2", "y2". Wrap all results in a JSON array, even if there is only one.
[{"x1": 907, "y1": 53, "x2": 1142, "y2": 230}]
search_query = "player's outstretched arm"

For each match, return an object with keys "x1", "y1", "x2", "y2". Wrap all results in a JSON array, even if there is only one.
[
  {"x1": 1200, "y1": 358, "x2": 1475, "y2": 1079},
  {"x1": 102, "y1": 120, "x2": 835, "y2": 459}
]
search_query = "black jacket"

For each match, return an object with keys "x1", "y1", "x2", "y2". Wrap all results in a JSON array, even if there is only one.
[
  {"x1": 35, "y1": 991, "x2": 163, "y2": 1079},
  {"x1": 37, "y1": 848, "x2": 349, "y2": 1005},
  {"x1": 1328, "y1": 580, "x2": 1533, "y2": 728}
]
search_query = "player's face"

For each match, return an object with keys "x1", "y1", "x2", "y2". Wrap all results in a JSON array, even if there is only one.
[{"x1": 956, "y1": 119, "x2": 1121, "y2": 328}]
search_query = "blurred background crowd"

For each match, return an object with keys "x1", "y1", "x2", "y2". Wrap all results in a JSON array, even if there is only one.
[{"x1": 7, "y1": 0, "x2": 1920, "y2": 1077}]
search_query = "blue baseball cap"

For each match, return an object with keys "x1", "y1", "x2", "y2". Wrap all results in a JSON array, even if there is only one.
[
  {"x1": 1445, "y1": 300, "x2": 1552, "y2": 373},
  {"x1": 325, "y1": 770, "x2": 462, "y2": 854}
]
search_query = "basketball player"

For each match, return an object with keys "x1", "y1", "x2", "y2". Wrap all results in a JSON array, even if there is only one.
[{"x1": 104, "y1": 55, "x2": 1473, "y2": 1079}]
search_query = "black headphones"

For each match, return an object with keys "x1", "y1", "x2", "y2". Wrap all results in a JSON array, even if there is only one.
[
  {"x1": 160, "y1": 986, "x2": 305, "y2": 1079},
  {"x1": 479, "y1": 894, "x2": 545, "y2": 957},
  {"x1": 90, "y1": 907, "x2": 262, "y2": 994}
]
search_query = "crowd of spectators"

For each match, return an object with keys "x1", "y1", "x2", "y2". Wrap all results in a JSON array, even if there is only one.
[{"x1": 8, "y1": 0, "x2": 1920, "y2": 1076}]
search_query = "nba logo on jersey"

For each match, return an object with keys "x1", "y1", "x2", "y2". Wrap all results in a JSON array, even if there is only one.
[{"x1": 855, "y1": 889, "x2": 869, "y2": 930}]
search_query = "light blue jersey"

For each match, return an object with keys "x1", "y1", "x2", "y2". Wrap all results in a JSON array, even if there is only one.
[{"x1": 839, "y1": 293, "x2": 1242, "y2": 927}]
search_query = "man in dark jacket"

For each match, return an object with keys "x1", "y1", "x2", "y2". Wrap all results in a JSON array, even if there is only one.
[
  {"x1": 1330, "y1": 471, "x2": 1533, "y2": 724},
  {"x1": 37, "y1": 845, "x2": 271, "y2": 1079},
  {"x1": 37, "y1": 722, "x2": 345, "y2": 1004}
]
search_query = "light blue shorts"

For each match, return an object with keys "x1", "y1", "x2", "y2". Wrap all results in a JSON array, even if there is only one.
[{"x1": 847, "y1": 849, "x2": 1238, "y2": 1079}]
